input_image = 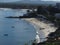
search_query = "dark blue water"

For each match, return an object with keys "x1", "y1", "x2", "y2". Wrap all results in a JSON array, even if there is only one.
[{"x1": 0, "y1": 8, "x2": 36, "y2": 45}]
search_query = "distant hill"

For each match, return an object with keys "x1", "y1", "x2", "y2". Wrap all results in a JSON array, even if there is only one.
[
  {"x1": 0, "y1": 1, "x2": 56, "y2": 5},
  {"x1": 0, "y1": 1, "x2": 58, "y2": 8}
]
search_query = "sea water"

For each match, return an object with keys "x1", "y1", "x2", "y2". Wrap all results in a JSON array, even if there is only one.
[{"x1": 0, "y1": 8, "x2": 36, "y2": 45}]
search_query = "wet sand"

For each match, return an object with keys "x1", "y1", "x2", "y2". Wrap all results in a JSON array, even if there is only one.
[{"x1": 22, "y1": 18, "x2": 57, "y2": 42}]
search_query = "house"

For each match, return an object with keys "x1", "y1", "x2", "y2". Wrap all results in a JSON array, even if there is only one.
[
  {"x1": 55, "y1": 13, "x2": 60, "y2": 19},
  {"x1": 56, "y1": 3, "x2": 60, "y2": 9}
]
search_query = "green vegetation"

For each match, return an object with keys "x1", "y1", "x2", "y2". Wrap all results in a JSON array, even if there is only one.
[
  {"x1": 33, "y1": 5, "x2": 60, "y2": 45},
  {"x1": 40, "y1": 40, "x2": 60, "y2": 45}
]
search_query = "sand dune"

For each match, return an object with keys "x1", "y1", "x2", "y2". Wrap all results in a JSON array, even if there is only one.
[{"x1": 22, "y1": 18, "x2": 57, "y2": 42}]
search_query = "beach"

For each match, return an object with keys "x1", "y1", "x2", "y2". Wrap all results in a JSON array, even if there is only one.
[{"x1": 22, "y1": 18, "x2": 57, "y2": 42}]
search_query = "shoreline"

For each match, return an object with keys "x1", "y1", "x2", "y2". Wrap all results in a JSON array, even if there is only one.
[{"x1": 22, "y1": 18, "x2": 57, "y2": 42}]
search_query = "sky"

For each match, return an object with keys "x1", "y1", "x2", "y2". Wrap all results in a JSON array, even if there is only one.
[
  {"x1": 42, "y1": 0, "x2": 60, "y2": 1},
  {"x1": 0, "y1": 0, "x2": 60, "y2": 2},
  {"x1": 0, "y1": 0, "x2": 20, "y2": 2}
]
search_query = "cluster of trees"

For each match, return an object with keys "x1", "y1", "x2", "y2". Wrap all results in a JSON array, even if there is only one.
[
  {"x1": 37, "y1": 5, "x2": 60, "y2": 22},
  {"x1": 37, "y1": 5, "x2": 60, "y2": 15}
]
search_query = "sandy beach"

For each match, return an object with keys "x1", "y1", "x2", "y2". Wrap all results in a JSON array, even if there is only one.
[{"x1": 22, "y1": 18, "x2": 57, "y2": 42}]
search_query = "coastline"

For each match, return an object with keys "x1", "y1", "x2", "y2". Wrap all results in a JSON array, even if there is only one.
[{"x1": 22, "y1": 18, "x2": 57, "y2": 42}]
